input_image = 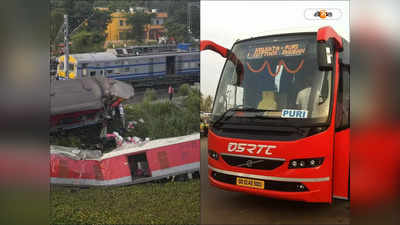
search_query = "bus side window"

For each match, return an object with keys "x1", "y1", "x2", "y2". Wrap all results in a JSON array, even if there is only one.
[{"x1": 336, "y1": 63, "x2": 350, "y2": 130}]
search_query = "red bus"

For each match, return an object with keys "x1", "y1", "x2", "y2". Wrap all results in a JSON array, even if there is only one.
[{"x1": 202, "y1": 26, "x2": 349, "y2": 203}]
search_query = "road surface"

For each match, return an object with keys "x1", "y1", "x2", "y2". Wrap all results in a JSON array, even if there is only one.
[{"x1": 200, "y1": 137, "x2": 350, "y2": 225}]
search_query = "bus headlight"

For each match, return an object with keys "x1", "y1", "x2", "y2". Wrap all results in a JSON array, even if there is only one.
[
  {"x1": 289, "y1": 157, "x2": 324, "y2": 169},
  {"x1": 208, "y1": 149, "x2": 219, "y2": 160}
]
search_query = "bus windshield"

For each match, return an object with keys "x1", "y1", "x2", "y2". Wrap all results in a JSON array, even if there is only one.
[{"x1": 212, "y1": 33, "x2": 333, "y2": 126}]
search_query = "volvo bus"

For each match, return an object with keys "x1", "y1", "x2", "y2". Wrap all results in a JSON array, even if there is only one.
[{"x1": 202, "y1": 26, "x2": 349, "y2": 203}]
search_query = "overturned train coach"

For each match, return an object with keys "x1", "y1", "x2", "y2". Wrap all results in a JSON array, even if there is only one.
[
  {"x1": 56, "y1": 46, "x2": 200, "y2": 88},
  {"x1": 50, "y1": 133, "x2": 200, "y2": 186},
  {"x1": 50, "y1": 77, "x2": 134, "y2": 132}
]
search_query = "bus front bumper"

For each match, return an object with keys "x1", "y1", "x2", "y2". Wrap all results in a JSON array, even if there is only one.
[{"x1": 208, "y1": 166, "x2": 331, "y2": 203}]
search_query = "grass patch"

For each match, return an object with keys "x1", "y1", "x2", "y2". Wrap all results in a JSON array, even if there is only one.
[
  {"x1": 124, "y1": 86, "x2": 200, "y2": 140},
  {"x1": 50, "y1": 179, "x2": 200, "y2": 225},
  {"x1": 124, "y1": 97, "x2": 199, "y2": 139}
]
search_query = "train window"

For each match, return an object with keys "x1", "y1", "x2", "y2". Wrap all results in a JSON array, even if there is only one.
[
  {"x1": 100, "y1": 70, "x2": 103, "y2": 75},
  {"x1": 124, "y1": 67, "x2": 130, "y2": 72},
  {"x1": 90, "y1": 71, "x2": 96, "y2": 76},
  {"x1": 107, "y1": 70, "x2": 113, "y2": 74},
  {"x1": 82, "y1": 63, "x2": 88, "y2": 68}
]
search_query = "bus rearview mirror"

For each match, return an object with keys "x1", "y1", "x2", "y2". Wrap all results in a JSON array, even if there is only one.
[{"x1": 317, "y1": 42, "x2": 334, "y2": 71}]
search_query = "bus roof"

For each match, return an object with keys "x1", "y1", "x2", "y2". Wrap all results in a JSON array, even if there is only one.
[{"x1": 235, "y1": 26, "x2": 349, "y2": 44}]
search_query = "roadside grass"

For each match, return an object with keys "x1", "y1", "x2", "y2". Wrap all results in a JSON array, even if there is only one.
[{"x1": 50, "y1": 179, "x2": 200, "y2": 225}]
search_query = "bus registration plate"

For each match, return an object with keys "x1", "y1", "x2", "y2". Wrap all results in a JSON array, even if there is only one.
[{"x1": 236, "y1": 177, "x2": 264, "y2": 189}]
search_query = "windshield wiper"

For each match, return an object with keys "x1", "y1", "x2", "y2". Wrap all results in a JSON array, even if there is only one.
[{"x1": 212, "y1": 106, "x2": 265, "y2": 128}]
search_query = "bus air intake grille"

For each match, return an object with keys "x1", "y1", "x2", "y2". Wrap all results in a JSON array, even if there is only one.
[
  {"x1": 211, "y1": 171, "x2": 309, "y2": 192},
  {"x1": 221, "y1": 154, "x2": 284, "y2": 170}
]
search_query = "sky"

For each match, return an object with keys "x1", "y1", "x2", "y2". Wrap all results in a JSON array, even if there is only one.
[{"x1": 200, "y1": 1, "x2": 350, "y2": 98}]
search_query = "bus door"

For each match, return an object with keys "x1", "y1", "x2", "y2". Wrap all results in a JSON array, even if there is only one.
[{"x1": 333, "y1": 56, "x2": 350, "y2": 199}]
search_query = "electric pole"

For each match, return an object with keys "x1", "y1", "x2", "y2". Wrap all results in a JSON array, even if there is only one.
[
  {"x1": 64, "y1": 14, "x2": 69, "y2": 79},
  {"x1": 187, "y1": 2, "x2": 192, "y2": 35},
  {"x1": 187, "y1": 2, "x2": 200, "y2": 41}
]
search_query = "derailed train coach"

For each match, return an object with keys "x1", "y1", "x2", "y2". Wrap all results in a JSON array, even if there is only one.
[
  {"x1": 50, "y1": 133, "x2": 200, "y2": 186},
  {"x1": 50, "y1": 76, "x2": 134, "y2": 132},
  {"x1": 56, "y1": 46, "x2": 200, "y2": 88}
]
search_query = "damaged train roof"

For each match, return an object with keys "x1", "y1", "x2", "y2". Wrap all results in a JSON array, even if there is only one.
[{"x1": 50, "y1": 77, "x2": 134, "y2": 115}]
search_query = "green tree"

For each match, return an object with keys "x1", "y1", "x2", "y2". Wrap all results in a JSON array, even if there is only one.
[
  {"x1": 63, "y1": 0, "x2": 93, "y2": 31},
  {"x1": 70, "y1": 30, "x2": 105, "y2": 53},
  {"x1": 50, "y1": 9, "x2": 64, "y2": 53},
  {"x1": 201, "y1": 93, "x2": 213, "y2": 113},
  {"x1": 203, "y1": 95, "x2": 213, "y2": 113},
  {"x1": 164, "y1": 21, "x2": 187, "y2": 43},
  {"x1": 162, "y1": 1, "x2": 200, "y2": 42},
  {"x1": 126, "y1": 11, "x2": 153, "y2": 43},
  {"x1": 51, "y1": 0, "x2": 111, "y2": 54},
  {"x1": 178, "y1": 83, "x2": 191, "y2": 96},
  {"x1": 107, "y1": 1, "x2": 131, "y2": 12},
  {"x1": 143, "y1": 88, "x2": 157, "y2": 102},
  {"x1": 85, "y1": 10, "x2": 111, "y2": 32},
  {"x1": 189, "y1": 3, "x2": 200, "y2": 38}
]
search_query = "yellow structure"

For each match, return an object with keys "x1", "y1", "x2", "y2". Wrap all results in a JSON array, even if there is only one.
[
  {"x1": 105, "y1": 10, "x2": 168, "y2": 42},
  {"x1": 145, "y1": 12, "x2": 168, "y2": 41},
  {"x1": 106, "y1": 11, "x2": 131, "y2": 41},
  {"x1": 57, "y1": 55, "x2": 77, "y2": 79}
]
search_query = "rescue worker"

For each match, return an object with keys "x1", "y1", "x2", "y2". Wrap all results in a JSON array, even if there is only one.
[{"x1": 168, "y1": 85, "x2": 174, "y2": 101}]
